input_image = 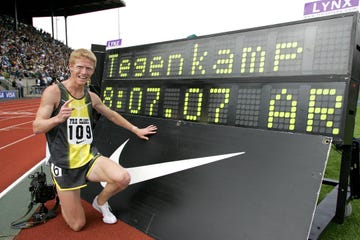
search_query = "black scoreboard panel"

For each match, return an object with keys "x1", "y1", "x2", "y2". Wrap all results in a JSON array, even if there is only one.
[
  {"x1": 101, "y1": 12, "x2": 360, "y2": 144},
  {"x1": 86, "y1": 115, "x2": 331, "y2": 240}
]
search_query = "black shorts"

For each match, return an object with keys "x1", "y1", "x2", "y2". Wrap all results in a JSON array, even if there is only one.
[{"x1": 50, "y1": 156, "x2": 100, "y2": 191}]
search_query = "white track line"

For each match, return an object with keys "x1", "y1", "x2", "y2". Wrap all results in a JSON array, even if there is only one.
[
  {"x1": 0, "y1": 158, "x2": 45, "y2": 199},
  {"x1": 0, "y1": 134, "x2": 35, "y2": 150},
  {"x1": 0, "y1": 120, "x2": 33, "y2": 131},
  {"x1": 0, "y1": 99, "x2": 44, "y2": 198},
  {"x1": 0, "y1": 143, "x2": 49, "y2": 199},
  {"x1": 0, "y1": 116, "x2": 31, "y2": 122}
]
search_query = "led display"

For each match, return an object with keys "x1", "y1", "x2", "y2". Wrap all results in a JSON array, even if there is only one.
[{"x1": 100, "y1": 13, "x2": 359, "y2": 141}]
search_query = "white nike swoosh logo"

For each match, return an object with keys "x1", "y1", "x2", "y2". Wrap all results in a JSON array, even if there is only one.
[
  {"x1": 127, "y1": 151, "x2": 245, "y2": 185},
  {"x1": 101, "y1": 139, "x2": 245, "y2": 187}
]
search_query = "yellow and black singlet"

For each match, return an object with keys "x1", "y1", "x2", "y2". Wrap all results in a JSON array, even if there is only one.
[{"x1": 46, "y1": 82, "x2": 99, "y2": 169}]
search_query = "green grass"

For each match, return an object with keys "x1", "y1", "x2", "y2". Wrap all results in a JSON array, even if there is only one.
[{"x1": 318, "y1": 108, "x2": 360, "y2": 239}]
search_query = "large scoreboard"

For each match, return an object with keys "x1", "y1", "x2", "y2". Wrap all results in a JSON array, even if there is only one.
[
  {"x1": 88, "y1": 12, "x2": 360, "y2": 240},
  {"x1": 101, "y1": 12, "x2": 360, "y2": 144}
]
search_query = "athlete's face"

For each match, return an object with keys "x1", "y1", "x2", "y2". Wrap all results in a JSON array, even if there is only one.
[{"x1": 69, "y1": 57, "x2": 95, "y2": 85}]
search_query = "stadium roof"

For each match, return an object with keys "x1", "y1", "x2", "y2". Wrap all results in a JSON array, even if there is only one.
[
  {"x1": 2, "y1": 0, "x2": 126, "y2": 20},
  {"x1": 1, "y1": 0, "x2": 126, "y2": 46}
]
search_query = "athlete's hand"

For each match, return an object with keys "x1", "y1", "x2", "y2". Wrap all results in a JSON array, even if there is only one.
[
  {"x1": 57, "y1": 99, "x2": 74, "y2": 122},
  {"x1": 133, "y1": 125, "x2": 157, "y2": 140}
]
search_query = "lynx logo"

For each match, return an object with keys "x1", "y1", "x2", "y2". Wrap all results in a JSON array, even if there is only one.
[
  {"x1": 106, "y1": 39, "x2": 122, "y2": 50},
  {"x1": 304, "y1": 0, "x2": 359, "y2": 18},
  {"x1": 100, "y1": 139, "x2": 245, "y2": 187}
]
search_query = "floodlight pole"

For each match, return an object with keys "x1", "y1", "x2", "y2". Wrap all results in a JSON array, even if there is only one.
[
  {"x1": 12, "y1": 0, "x2": 20, "y2": 31},
  {"x1": 64, "y1": 16, "x2": 68, "y2": 46},
  {"x1": 51, "y1": 13, "x2": 54, "y2": 38}
]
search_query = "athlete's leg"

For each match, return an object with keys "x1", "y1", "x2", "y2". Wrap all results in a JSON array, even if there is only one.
[
  {"x1": 87, "y1": 156, "x2": 131, "y2": 205},
  {"x1": 56, "y1": 188, "x2": 86, "y2": 231}
]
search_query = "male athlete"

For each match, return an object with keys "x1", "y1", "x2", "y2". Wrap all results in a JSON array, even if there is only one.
[{"x1": 33, "y1": 48, "x2": 157, "y2": 231}]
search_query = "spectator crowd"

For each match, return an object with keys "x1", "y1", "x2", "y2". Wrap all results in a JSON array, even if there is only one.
[{"x1": 0, "y1": 14, "x2": 72, "y2": 88}]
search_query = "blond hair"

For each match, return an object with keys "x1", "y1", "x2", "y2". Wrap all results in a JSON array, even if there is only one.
[{"x1": 69, "y1": 48, "x2": 97, "y2": 66}]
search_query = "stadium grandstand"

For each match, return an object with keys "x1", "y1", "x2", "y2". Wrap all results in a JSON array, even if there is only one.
[
  {"x1": 0, "y1": 0, "x2": 125, "y2": 100},
  {"x1": 0, "y1": 14, "x2": 72, "y2": 97}
]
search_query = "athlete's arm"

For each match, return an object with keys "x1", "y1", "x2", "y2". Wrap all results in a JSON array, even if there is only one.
[
  {"x1": 89, "y1": 91, "x2": 157, "y2": 140},
  {"x1": 33, "y1": 86, "x2": 74, "y2": 134}
]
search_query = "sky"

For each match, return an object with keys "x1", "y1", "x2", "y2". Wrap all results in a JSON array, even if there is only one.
[{"x1": 32, "y1": 0, "x2": 308, "y2": 50}]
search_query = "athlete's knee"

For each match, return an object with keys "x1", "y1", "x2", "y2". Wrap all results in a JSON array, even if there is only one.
[
  {"x1": 67, "y1": 218, "x2": 86, "y2": 232},
  {"x1": 121, "y1": 170, "x2": 131, "y2": 186},
  {"x1": 62, "y1": 209, "x2": 86, "y2": 231},
  {"x1": 115, "y1": 170, "x2": 131, "y2": 188}
]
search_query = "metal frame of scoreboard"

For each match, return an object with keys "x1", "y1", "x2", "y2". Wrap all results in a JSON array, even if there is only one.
[{"x1": 91, "y1": 12, "x2": 360, "y2": 239}]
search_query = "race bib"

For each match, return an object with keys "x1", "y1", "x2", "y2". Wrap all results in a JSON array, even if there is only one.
[{"x1": 67, "y1": 117, "x2": 93, "y2": 145}]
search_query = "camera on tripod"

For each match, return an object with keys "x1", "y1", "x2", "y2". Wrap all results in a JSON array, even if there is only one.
[
  {"x1": 29, "y1": 167, "x2": 56, "y2": 204},
  {"x1": 11, "y1": 166, "x2": 59, "y2": 229}
]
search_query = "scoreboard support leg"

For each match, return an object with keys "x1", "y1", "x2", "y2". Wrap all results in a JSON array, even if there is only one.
[
  {"x1": 350, "y1": 139, "x2": 360, "y2": 199},
  {"x1": 310, "y1": 141, "x2": 360, "y2": 239},
  {"x1": 334, "y1": 144, "x2": 352, "y2": 224},
  {"x1": 309, "y1": 185, "x2": 338, "y2": 240}
]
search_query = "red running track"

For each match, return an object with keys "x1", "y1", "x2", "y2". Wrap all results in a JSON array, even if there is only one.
[{"x1": 0, "y1": 98, "x2": 46, "y2": 193}]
